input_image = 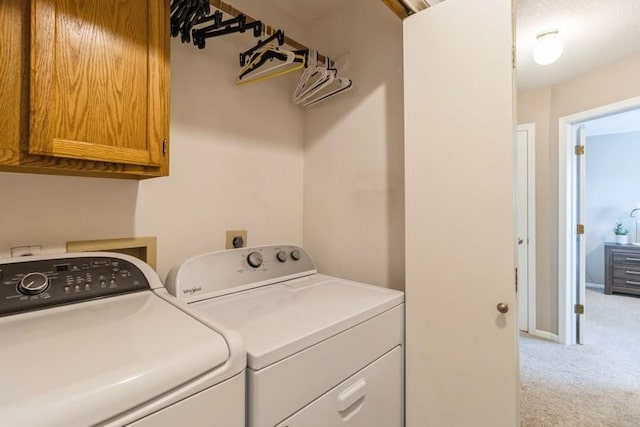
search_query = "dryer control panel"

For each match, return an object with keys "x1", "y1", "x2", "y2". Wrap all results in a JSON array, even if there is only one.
[
  {"x1": 0, "y1": 255, "x2": 150, "y2": 316},
  {"x1": 165, "y1": 245, "x2": 317, "y2": 302}
]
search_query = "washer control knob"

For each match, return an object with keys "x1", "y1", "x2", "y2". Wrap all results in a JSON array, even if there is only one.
[
  {"x1": 247, "y1": 252, "x2": 263, "y2": 268},
  {"x1": 290, "y1": 249, "x2": 301, "y2": 261},
  {"x1": 276, "y1": 251, "x2": 288, "y2": 263},
  {"x1": 18, "y1": 272, "x2": 49, "y2": 295}
]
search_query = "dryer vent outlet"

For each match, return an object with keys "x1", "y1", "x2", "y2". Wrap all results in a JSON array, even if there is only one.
[
  {"x1": 226, "y1": 230, "x2": 247, "y2": 249},
  {"x1": 11, "y1": 245, "x2": 42, "y2": 257}
]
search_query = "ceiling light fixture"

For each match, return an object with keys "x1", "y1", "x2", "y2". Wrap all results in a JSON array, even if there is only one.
[{"x1": 533, "y1": 29, "x2": 563, "y2": 65}]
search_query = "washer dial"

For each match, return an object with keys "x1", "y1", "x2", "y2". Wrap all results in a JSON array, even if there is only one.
[
  {"x1": 290, "y1": 249, "x2": 301, "y2": 261},
  {"x1": 18, "y1": 272, "x2": 50, "y2": 295},
  {"x1": 247, "y1": 252, "x2": 264, "y2": 268},
  {"x1": 276, "y1": 251, "x2": 288, "y2": 262}
]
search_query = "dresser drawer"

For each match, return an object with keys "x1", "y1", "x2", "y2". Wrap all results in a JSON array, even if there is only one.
[
  {"x1": 613, "y1": 277, "x2": 640, "y2": 289},
  {"x1": 612, "y1": 252, "x2": 640, "y2": 267},
  {"x1": 611, "y1": 279, "x2": 640, "y2": 296},
  {"x1": 613, "y1": 266, "x2": 640, "y2": 282}
]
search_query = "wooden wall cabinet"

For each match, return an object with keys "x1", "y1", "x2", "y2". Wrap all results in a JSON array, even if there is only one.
[{"x1": 0, "y1": 0, "x2": 169, "y2": 179}]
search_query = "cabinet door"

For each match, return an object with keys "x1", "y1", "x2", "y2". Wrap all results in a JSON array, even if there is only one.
[
  {"x1": 404, "y1": 0, "x2": 518, "y2": 425},
  {"x1": 30, "y1": 0, "x2": 168, "y2": 170},
  {"x1": 0, "y1": 0, "x2": 27, "y2": 166}
]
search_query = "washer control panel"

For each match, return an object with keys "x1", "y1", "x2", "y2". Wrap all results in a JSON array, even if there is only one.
[{"x1": 0, "y1": 256, "x2": 149, "y2": 316}]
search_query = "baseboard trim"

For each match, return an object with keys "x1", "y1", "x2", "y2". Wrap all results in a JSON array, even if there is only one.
[
  {"x1": 586, "y1": 282, "x2": 604, "y2": 290},
  {"x1": 529, "y1": 329, "x2": 560, "y2": 343}
]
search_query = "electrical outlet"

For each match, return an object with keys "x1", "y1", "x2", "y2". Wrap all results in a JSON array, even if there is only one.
[
  {"x1": 225, "y1": 230, "x2": 247, "y2": 249},
  {"x1": 11, "y1": 245, "x2": 42, "y2": 257}
]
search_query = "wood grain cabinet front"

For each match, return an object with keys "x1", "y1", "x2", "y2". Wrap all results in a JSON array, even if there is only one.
[
  {"x1": 0, "y1": 0, "x2": 169, "y2": 179},
  {"x1": 604, "y1": 243, "x2": 640, "y2": 296}
]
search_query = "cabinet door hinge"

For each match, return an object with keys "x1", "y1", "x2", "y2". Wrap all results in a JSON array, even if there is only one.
[
  {"x1": 577, "y1": 224, "x2": 585, "y2": 235},
  {"x1": 574, "y1": 303, "x2": 585, "y2": 315},
  {"x1": 515, "y1": 267, "x2": 518, "y2": 292},
  {"x1": 575, "y1": 145, "x2": 585, "y2": 155},
  {"x1": 162, "y1": 138, "x2": 168, "y2": 156},
  {"x1": 512, "y1": 46, "x2": 516, "y2": 69}
]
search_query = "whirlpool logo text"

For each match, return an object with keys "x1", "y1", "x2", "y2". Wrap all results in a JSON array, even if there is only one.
[{"x1": 183, "y1": 286, "x2": 202, "y2": 295}]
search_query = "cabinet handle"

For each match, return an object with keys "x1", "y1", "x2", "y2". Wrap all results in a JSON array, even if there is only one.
[
  {"x1": 625, "y1": 280, "x2": 640, "y2": 285},
  {"x1": 625, "y1": 258, "x2": 640, "y2": 262},
  {"x1": 625, "y1": 270, "x2": 640, "y2": 275}
]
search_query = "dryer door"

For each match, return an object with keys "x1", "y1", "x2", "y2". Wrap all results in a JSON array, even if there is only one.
[{"x1": 275, "y1": 347, "x2": 402, "y2": 427}]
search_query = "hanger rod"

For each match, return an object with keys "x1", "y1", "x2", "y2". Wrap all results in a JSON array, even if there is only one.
[
  {"x1": 381, "y1": 0, "x2": 411, "y2": 19},
  {"x1": 208, "y1": 0, "x2": 327, "y2": 63}
]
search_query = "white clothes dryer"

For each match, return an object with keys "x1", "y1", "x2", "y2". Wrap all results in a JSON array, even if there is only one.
[
  {"x1": 165, "y1": 245, "x2": 405, "y2": 427},
  {"x1": 0, "y1": 252, "x2": 245, "y2": 427}
]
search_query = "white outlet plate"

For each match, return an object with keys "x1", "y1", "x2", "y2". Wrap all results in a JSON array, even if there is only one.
[{"x1": 11, "y1": 245, "x2": 42, "y2": 257}]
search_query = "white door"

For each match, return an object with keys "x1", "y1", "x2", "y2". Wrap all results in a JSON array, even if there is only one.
[
  {"x1": 575, "y1": 125, "x2": 587, "y2": 344},
  {"x1": 404, "y1": 0, "x2": 518, "y2": 425},
  {"x1": 515, "y1": 124, "x2": 536, "y2": 333},
  {"x1": 516, "y1": 128, "x2": 530, "y2": 331}
]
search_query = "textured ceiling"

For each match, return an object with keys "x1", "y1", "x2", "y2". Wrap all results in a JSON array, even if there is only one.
[{"x1": 516, "y1": 0, "x2": 640, "y2": 90}]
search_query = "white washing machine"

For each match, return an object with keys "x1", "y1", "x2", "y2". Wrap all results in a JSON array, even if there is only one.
[
  {"x1": 0, "y1": 252, "x2": 245, "y2": 427},
  {"x1": 165, "y1": 245, "x2": 405, "y2": 427}
]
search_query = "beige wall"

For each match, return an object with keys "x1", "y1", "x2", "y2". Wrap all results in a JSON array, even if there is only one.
[
  {"x1": 302, "y1": 0, "x2": 405, "y2": 289},
  {"x1": 0, "y1": 26, "x2": 305, "y2": 281},
  {"x1": 0, "y1": 0, "x2": 404, "y2": 289},
  {"x1": 518, "y1": 52, "x2": 640, "y2": 334}
]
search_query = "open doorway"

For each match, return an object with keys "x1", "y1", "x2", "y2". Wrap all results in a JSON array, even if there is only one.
[{"x1": 558, "y1": 96, "x2": 640, "y2": 345}]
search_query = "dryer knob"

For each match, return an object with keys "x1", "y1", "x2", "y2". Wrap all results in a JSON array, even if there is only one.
[
  {"x1": 247, "y1": 251, "x2": 263, "y2": 268},
  {"x1": 18, "y1": 272, "x2": 50, "y2": 295},
  {"x1": 290, "y1": 249, "x2": 301, "y2": 261},
  {"x1": 276, "y1": 251, "x2": 288, "y2": 262}
]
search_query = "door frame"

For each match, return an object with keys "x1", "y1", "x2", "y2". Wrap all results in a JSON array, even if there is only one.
[
  {"x1": 516, "y1": 123, "x2": 537, "y2": 333},
  {"x1": 558, "y1": 95, "x2": 640, "y2": 345}
]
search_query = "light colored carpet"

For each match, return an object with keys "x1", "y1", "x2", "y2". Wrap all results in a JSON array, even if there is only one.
[{"x1": 520, "y1": 288, "x2": 640, "y2": 427}]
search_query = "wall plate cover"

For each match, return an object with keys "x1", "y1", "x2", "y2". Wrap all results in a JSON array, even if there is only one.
[{"x1": 226, "y1": 230, "x2": 247, "y2": 249}]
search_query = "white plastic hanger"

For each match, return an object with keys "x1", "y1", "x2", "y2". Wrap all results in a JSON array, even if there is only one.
[
  {"x1": 302, "y1": 76, "x2": 353, "y2": 107},
  {"x1": 293, "y1": 50, "x2": 327, "y2": 103},
  {"x1": 236, "y1": 46, "x2": 304, "y2": 86},
  {"x1": 294, "y1": 55, "x2": 339, "y2": 104}
]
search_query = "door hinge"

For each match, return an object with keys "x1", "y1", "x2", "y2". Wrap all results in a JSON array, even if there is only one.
[
  {"x1": 515, "y1": 267, "x2": 518, "y2": 292},
  {"x1": 575, "y1": 145, "x2": 585, "y2": 155},
  {"x1": 162, "y1": 138, "x2": 168, "y2": 156},
  {"x1": 574, "y1": 303, "x2": 585, "y2": 315},
  {"x1": 577, "y1": 224, "x2": 585, "y2": 235},
  {"x1": 512, "y1": 46, "x2": 516, "y2": 69}
]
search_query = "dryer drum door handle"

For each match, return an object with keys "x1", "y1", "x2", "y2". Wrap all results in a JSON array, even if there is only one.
[{"x1": 337, "y1": 378, "x2": 367, "y2": 413}]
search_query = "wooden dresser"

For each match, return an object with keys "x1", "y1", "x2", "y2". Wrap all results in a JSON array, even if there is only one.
[{"x1": 604, "y1": 243, "x2": 640, "y2": 296}]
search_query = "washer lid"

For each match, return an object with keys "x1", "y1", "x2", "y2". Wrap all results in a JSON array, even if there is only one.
[
  {"x1": 191, "y1": 274, "x2": 404, "y2": 370},
  {"x1": 0, "y1": 291, "x2": 230, "y2": 427}
]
